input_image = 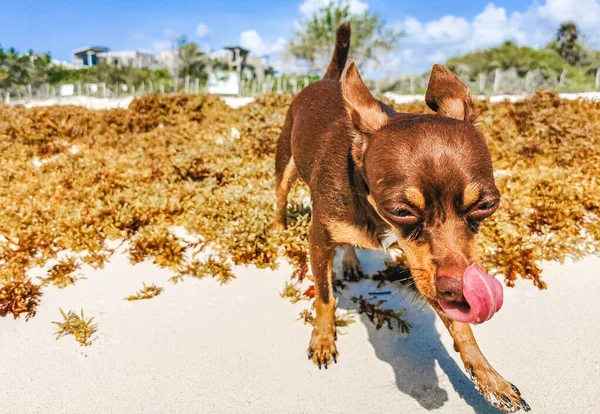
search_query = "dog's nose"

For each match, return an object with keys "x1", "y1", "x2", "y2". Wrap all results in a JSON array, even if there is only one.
[{"x1": 436, "y1": 276, "x2": 465, "y2": 302}]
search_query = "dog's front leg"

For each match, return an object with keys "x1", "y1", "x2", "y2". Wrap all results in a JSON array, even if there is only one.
[
  {"x1": 431, "y1": 303, "x2": 530, "y2": 413},
  {"x1": 307, "y1": 219, "x2": 337, "y2": 369}
]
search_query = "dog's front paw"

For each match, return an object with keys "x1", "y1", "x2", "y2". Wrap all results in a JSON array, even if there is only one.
[
  {"x1": 466, "y1": 364, "x2": 530, "y2": 413},
  {"x1": 307, "y1": 328, "x2": 337, "y2": 369}
]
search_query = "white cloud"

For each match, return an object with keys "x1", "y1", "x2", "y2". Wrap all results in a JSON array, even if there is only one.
[
  {"x1": 471, "y1": 4, "x2": 524, "y2": 45},
  {"x1": 196, "y1": 23, "x2": 210, "y2": 38},
  {"x1": 240, "y1": 30, "x2": 286, "y2": 56},
  {"x1": 393, "y1": 0, "x2": 600, "y2": 73},
  {"x1": 402, "y1": 15, "x2": 470, "y2": 44},
  {"x1": 237, "y1": 30, "x2": 305, "y2": 73},
  {"x1": 538, "y1": 0, "x2": 600, "y2": 29},
  {"x1": 299, "y1": 0, "x2": 368, "y2": 17}
]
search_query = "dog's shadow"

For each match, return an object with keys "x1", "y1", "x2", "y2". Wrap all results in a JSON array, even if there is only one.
[{"x1": 333, "y1": 247, "x2": 500, "y2": 413}]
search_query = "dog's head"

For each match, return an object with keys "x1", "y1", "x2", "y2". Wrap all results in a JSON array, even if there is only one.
[{"x1": 342, "y1": 61, "x2": 501, "y2": 322}]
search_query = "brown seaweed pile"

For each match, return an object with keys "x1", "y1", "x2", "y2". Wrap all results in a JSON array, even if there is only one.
[{"x1": 0, "y1": 91, "x2": 599, "y2": 320}]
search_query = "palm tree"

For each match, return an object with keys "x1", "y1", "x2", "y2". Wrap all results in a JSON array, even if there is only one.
[
  {"x1": 556, "y1": 22, "x2": 581, "y2": 65},
  {"x1": 175, "y1": 36, "x2": 209, "y2": 82}
]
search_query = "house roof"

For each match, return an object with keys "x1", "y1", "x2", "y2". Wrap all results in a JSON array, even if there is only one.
[
  {"x1": 224, "y1": 46, "x2": 249, "y2": 54},
  {"x1": 72, "y1": 46, "x2": 109, "y2": 55}
]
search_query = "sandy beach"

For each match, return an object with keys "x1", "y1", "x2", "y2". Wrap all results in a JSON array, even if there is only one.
[
  {"x1": 2, "y1": 90, "x2": 599, "y2": 414},
  {"x1": 1, "y1": 244, "x2": 599, "y2": 414},
  {"x1": 10, "y1": 90, "x2": 600, "y2": 111}
]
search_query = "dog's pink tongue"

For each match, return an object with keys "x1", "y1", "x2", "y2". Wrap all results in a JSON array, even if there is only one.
[{"x1": 438, "y1": 264, "x2": 503, "y2": 324}]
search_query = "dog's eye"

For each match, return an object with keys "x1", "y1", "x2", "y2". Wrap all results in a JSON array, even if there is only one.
[
  {"x1": 393, "y1": 209, "x2": 411, "y2": 217},
  {"x1": 479, "y1": 201, "x2": 495, "y2": 210},
  {"x1": 390, "y1": 209, "x2": 419, "y2": 225},
  {"x1": 469, "y1": 200, "x2": 498, "y2": 220}
]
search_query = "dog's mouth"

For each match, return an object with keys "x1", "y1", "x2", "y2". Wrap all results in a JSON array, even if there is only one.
[
  {"x1": 438, "y1": 264, "x2": 503, "y2": 324},
  {"x1": 438, "y1": 299, "x2": 471, "y2": 314}
]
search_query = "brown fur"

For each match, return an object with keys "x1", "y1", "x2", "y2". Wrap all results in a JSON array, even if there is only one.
[{"x1": 274, "y1": 24, "x2": 527, "y2": 413}]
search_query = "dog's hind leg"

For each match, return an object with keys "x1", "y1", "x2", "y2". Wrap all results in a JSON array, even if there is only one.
[
  {"x1": 273, "y1": 110, "x2": 298, "y2": 230},
  {"x1": 342, "y1": 245, "x2": 363, "y2": 281}
]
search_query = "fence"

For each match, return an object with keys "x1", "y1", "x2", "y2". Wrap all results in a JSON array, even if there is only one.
[
  {"x1": 0, "y1": 73, "x2": 315, "y2": 104},
  {"x1": 379, "y1": 67, "x2": 600, "y2": 95},
  {"x1": 2, "y1": 67, "x2": 600, "y2": 104}
]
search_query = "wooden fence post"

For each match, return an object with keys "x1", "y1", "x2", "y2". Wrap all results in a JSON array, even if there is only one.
[
  {"x1": 493, "y1": 68, "x2": 501, "y2": 93},
  {"x1": 479, "y1": 73, "x2": 486, "y2": 93},
  {"x1": 559, "y1": 69, "x2": 567, "y2": 87},
  {"x1": 595, "y1": 68, "x2": 600, "y2": 90}
]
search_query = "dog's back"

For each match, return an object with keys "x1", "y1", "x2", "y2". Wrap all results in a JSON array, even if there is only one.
[{"x1": 274, "y1": 24, "x2": 352, "y2": 197}]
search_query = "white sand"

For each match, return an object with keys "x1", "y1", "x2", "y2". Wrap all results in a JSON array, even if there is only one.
[
  {"x1": 383, "y1": 91, "x2": 600, "y2": 104},
  {"x1": 3, "y1": 92, "x2": 599, "y2": 413},
  {"x1": 10, "y1": 96, "x2": 255, "y2": 110},
  {"x1": 11, "y1": 91, "x2": 600, "y2": 111},
  {"x1": 1, "y1": 245, "x2": 599, "y2": 414},
  {"x1": 18, "y1": 96, "x2": 135, "y2": 110}
]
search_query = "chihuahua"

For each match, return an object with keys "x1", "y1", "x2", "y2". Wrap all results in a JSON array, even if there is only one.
[{"x1": 274, "y1": 23, "x2": 529, "y2": 413}]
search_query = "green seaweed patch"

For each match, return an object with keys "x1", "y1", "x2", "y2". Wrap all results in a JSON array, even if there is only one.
[{"x1": 53, "y1": 308, "x2": 98, "y2": 346}]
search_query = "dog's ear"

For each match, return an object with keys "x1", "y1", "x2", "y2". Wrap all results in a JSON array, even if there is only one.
[
  {"x1": 425, "y1": 64, "x2": 475, "y2": 122},
  {"x1": 341, "y1": 60, "x2": 388, "y2": 168}
]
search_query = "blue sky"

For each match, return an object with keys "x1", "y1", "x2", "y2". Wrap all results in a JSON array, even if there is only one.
[{"x1": 2, "y1": 0, "x2": 599, "y2": 74}]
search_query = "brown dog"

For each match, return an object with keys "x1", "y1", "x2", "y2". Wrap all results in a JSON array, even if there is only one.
[{"x1": 274, "y1": 23, "x2": 529, "y2": 413}]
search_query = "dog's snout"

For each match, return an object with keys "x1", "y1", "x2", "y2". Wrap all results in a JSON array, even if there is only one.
[{"x1": 435, "y1": 276, "x2": 464, "y2": 302}]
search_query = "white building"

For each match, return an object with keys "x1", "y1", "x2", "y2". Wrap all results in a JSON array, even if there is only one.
[
  {"x1": 156, "y1": 50, "x2": 179, "y2": 74},
  {"x1": 102, "y1": 51, "x2": 158, "y2": 68},
  {"x1": 73, "y1": 46, "x2": 158, "y2": 69}
]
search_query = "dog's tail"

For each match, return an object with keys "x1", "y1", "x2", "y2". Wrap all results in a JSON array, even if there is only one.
[{"x1": 322, "y1": 23, "x2": 351, "y2": 81}]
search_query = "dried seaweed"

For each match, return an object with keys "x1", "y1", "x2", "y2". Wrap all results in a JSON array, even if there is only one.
[
  {"x1": 40, "y1": 256, "x2": 82, "y2": 288},
  {"x1": 351, "y1": 296, "x2": 412, "y2": 333},
  {"x1": 171, "y1": 256, "x2": 235, "y2": 284},
  {"x1": 0, "y1": 279, "x2": 41, "y2": 320},
  {"x1": 298, "y1": 307, "x2": 355, "y2": 330},
  {"x1": 1, "y1": 91, "x2": 599, "y2": 324},
  {"x1": 52, "y1": 308, "x2": 97, "y2": 346},
  {"x1": 280, "y1": 282, "x2": 304, "y2": 303},
  {"x1": 125, "y1": 283, "x2": 164, "y2": 301}
]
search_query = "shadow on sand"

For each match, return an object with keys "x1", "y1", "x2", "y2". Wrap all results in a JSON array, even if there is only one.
[{"x1": 333, "y1": 247, "x2": 500, "y2": 413}]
